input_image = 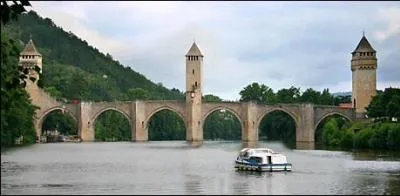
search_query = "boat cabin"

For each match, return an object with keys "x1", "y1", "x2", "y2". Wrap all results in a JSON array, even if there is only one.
[{"x1": 237, "y1": 148, "x2": 288, "y2": 165}]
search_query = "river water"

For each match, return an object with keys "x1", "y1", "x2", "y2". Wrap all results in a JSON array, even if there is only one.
[{"x1": 1, "y1": 141, "x2": 400, "y2": 195}]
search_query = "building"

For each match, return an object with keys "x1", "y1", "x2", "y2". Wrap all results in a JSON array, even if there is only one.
[{"x1": 351, "y1": 34, "x2": 377, "y2": 114}]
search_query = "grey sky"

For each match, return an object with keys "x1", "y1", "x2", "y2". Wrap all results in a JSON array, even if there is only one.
[{"x1": 28, "y1": 1, "x2": 400, "y2": 101}]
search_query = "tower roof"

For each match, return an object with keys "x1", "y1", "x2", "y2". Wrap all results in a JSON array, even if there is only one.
[
  {"x1": 185, "y1": 42, "x2": 203, "y2": 57},
  {"x1": 20, "y1": 39, "x2": 42, "y2": 56},
  {"x1": 352, "y1": 35, "x2": 376, "y2": 53}
]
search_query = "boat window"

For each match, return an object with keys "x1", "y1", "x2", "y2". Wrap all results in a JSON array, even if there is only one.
[
  {"x1": 248, "y1": 156, "x2": 262, "y2": 163},
  {"x1": 267, "y1": 156, "x2": 272, "y2": 164}
]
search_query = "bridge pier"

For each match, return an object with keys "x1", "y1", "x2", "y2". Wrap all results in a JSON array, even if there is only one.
[
  {"x1": 133, "y1": 101, "x2": 147, "y2": 141},
  {"x1": 243, "y1": 101, "x2": 258, "y2": 142},
  {"x1": 297, "y1": 104, "x2": 315, "y2": 143},
  {"x1": 79, "y1": 102, "x2": 95, "y2": 142}
]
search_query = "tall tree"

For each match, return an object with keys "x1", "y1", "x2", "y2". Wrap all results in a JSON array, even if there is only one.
[
  {"x1": 1, "y1": 1, "x2": 31, "y2": 25},
  {"x1": 276, "y1": 86, "x2": 300, "y2": 103},
  {"x1": 299, "y1": 88, "x2": 321, "y2": 104},
  {"x1": 1, "y1": 0, "x2": 38, "y2": 147},
  {"x1": 239, "y1": 82, "x2": 276, "y2": 104}
]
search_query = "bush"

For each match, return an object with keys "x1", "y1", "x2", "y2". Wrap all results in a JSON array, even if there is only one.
[
  {"x1": 339, "y1": 129, "x2": 354, "y2": 149},
  {"x1": 369, "y1": 123, "x2": 390, "y2": 149},
  {"x1": 353, "y1": 127, "x2": 374, "y2": 149},
  {"x1": 387, "y1": 123, "x2": 400, "y2": 150}
]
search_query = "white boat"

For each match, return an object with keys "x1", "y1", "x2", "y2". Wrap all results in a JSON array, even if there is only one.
[{"x1": 234, "y1": 148, "x2": 292, "y2": 172}]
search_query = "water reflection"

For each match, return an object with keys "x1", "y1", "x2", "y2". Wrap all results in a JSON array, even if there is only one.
[
  {"x1": 241, "y1": 141, "x2": 258, "y2": 148},
  {"x1": 384, "y1": 173, "x2": 400, "y2": 195},
  {"x1": 187, "y1": 141, "x2": 203, "y2": 148},
  {"x1": 296, "y1": 141, "x2": 315, "y2": 150},
  {"x1": 184, "y1": 173, "x2": 203, "y2": 195}
]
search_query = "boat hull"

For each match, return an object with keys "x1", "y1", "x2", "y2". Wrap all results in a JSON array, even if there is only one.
[{"x1": 234, "y1": 161, "x2": 292, "y2": 172}]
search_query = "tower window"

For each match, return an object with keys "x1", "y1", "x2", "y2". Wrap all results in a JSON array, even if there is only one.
[
  {"x1": 195, "y1": 81, "x2": 198, "y2": 87},
  {"x1": 192, "y1": 69, "x2": 194, "y2": 74}
]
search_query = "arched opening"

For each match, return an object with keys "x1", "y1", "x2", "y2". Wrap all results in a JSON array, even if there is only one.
[
  {"x1": 258, "y1": 110, "x2": 296, "y2": 149},
  {"x1": 203, "y1": 109, "x2": 242, "y2": 141},
  {"x1": 314, "y1": 114, "x2": 351, "y2": 149},
  {"x1": 94, "y1": 110, "x2": 131, "y2": 142},
  {"x1": 41, "y1": 109, "x2": 78, "y2": 143},
  {"x1": 147, "y1": 109, "x2": 186, "y2": 141}
]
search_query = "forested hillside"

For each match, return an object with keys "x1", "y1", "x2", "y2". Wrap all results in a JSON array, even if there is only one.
[{"x1": 2, "y1": 11, "x2": 185, "y2": 102}]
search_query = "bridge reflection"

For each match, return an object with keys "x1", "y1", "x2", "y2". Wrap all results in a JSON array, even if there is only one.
[
  {"x1": 295, "y1": 141, "x2": 315, "y2": 150},
  {"x1": 187, "y1": 141, "x2": 203, "y2": 148}
]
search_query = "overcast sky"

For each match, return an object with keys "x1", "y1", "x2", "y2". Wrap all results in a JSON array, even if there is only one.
[{"x1": 28, "y1": 1, "x2": 399, "y2": 101}]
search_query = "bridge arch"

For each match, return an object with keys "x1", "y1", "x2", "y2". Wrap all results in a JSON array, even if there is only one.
[
  {"x1": 145, "y1": 106, "x2": 187, "y2": 141},
  {"x1": 37, "y1": 106, "x2": 78, "y2": 136},
  {"x1": 201, "y1": 106, "x2": 245, "y2": 139},
  {"x1": 256, "y1": 108, "x2": 299, "y2": 131},
  {"x1": 91, "y1": 107, "x2": 131, "y2": 125},
  {"x1": 314, "y1": 112, "x2": 353, "y2": 131},
  {"x1": 145, "y1": 106, "x2": 186, "y2": 127}
]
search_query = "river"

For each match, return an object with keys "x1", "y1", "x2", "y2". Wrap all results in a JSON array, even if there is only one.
[{"x1": 1, "y1": 141, "x2": 400, "y2": 195}]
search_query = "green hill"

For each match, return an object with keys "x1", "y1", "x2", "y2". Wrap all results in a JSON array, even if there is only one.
[{"x1": 2, "y1": 10, "x2": 185, "y2": 102}]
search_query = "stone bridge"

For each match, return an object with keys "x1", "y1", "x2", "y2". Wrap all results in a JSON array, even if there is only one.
[{"x1": 29, "y1": 85, "x2": 357, "y2": 144}]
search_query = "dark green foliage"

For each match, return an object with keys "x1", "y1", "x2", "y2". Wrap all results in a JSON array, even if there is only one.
[
  {"x1": 334, "y1": 95, "x2": 352, "y2": 105},
  {"x1": 203, "y1": 110, "x2": 241, "y2": 140},
  {"x1": 1, "y1": 1, "x2": 31, "y2": 25},
  {"x1": 339, "y1": 129, "x2": 354, "y2": 149},
  {"x1": 122, "y1": 88, "x2": 150, "y2": 101},
  {"x1": 322, "y1": 119, "x2": 341, "y2": 147},
  {"x1": 94, "y1": 110, "x2": 131, "y2": 141},
  {"x1": 239, "y1": 82, "x2": 276, "y2": 104},
  {"x1": 299, "y1": 88, "x2": 321, "y2": 104},
  {"x1": 42, "y1": 110, "x2": 77, "y2": 136},
  {"x1": 259, "y1": 111, "x2": 296, "y2": 143},
  {"x1": 1, "y1": 32, "x2": 37, "y2": 147},
  {"x1": 367, "y1": 88, "x2": 400, "y2": 120},
  {"x1": 353, "y1": 127, "x2": 374, "y2": 149},
  {"x1": 203, "y1": 94, "x2": 222, "y2": 102},
  {"x1": 369, "y1": 122, "x2": 389, "y2": 149},
  {"x1": 387, "y1": 123, "x2": 400, "y2": 150},
  {"x1": 275, "y1": 86, "x2": 300, "y2": 103},
  {"x1": 148, "y1": 110, "x2": 185, "y2": 141}
]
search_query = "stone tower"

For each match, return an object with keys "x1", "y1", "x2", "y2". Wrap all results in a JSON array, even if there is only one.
[
  {"x1": 351, "y1": 34, "x2": 377, "y2": 114},
  {"x1": 185, "y1": 42, "x2": 203, "y2": 142},
  {"x1": 19, "y1": 38, "x2": 42, "y2": 87}
]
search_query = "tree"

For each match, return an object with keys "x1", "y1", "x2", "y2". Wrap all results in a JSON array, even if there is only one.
[
  {"x1": 366, "y1": 88, "x2": 400, "y2": 120},
  {"x1": 239, "y1": 82, "x2": 275, "y2": 104},
  {"x1": 299, "y1": 88, "x2": 321, "y2": 104},
  {"x1": 1, "y1": 0, "x2": 31, "y2": 25},
  {"x1": 276, "y1": 86, "x2": 300, "y2": 103},
  {"x1": 334, "y1": 95, "x2": 351, "y2": 106},
  {"x1": 386, "y1": 94, "x2": 400, "y2": 119},
  {"x1": 320, "y1": 88, "x2": 334, "y2": 105},
  {"x1": 65, "y1": 72, "x2": 89, "y2": 100},
  {"x1": 203, "y1": 94, "x2": 222, "y2": 102},
  {"x1": 125, "y1": 88, "x2": 150, "y2": 100},
  {"x1": 1, "y1": 31, "x2": 37, "y2": 147}
]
